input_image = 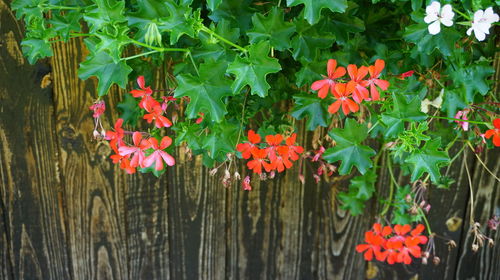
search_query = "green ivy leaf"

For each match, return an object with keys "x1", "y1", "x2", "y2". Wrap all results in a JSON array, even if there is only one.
[
  {"x1": 208, "y1": 0, "x2": 255, "y2": 32},
  {"x1": 442, "y1": 89, "x2": 468, "y2": 118},
  {"x1": 405, "y1": 138, "x2": 449, "y2": 183},
  {"x1": 95, "y1": 25, "x2": 131, "y2": 62},
  {"x1": 290, "y1": 19, "x2": 334, "y2": 61},
  {"x1": 127, "y1": 0, "x2": 170, "y2": 40},
  {"x1": 286, "y1": 0, "x2": 348, "y2": 25},
  {"x1": 351, "y1": 170, "x2": 377, "y2": 200},
  {"x1": 227, "y1": 41, "x2": 281, "y2": 97},
  {"x1": 247, "y1": 7, "x2": 296, "y2": 51},
  {"x1": 338, "y1": 192, "x2": 365, "y2": 215},
  {"x1": 449, "y1": 62, "x2": 495, "y2": 102},
  {"x1": 11, "y1": 0, "x2": 43, "y2": 20},
  {"x1": 207, "y1": 0, "x2": 223, "y2": 11},
  {"x1": 84, "y1": 0, "x2": 126, "y2": 32},
  {"x1": 21, "y1": 38, "x2": 53, "y2": 64},
  {"x1": 392, "y1": 185, "x2": 421, "y2": 225},
  {"x1": 380, "y1": 93, "x2": 426, "y2": 138},
  {"x1": 202, "y1": 120, "x2": 239, "y2": 161},
  {"x1": 290, "y1": 94, "x2": 328, "y2": 130},
  {"x1": 78, "y1": 51, "x2": 133, "y2": 96},
  {"x1": 162, "y1": 1, "x2": 198, "y2": 44},
  {"x1": 174, "y1": 60, "x2": 232, "y2": 122},
  {"x1": 323, "y1": 119, "x2": 376, "y2": 175},
  {"x1": 404, "y1": 23, "x2": 461, "y2": 57},
  {"x1": 48, "y1": 10, "x2": 82, "y2": 41}
]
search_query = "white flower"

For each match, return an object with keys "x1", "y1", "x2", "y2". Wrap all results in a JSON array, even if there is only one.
[
  {"x1": 424, "y1": 2, "x2": 455, "y2": 35},
  {"x1": 467, "y1": 7, "x2": 499, "y2": 41}
]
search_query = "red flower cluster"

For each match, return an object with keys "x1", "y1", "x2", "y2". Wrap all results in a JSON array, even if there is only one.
[
  {"x1": 131, "y1": 76, "x2": 174, "y2": 128},
  {"x1": 311, "y1": 59, "x2": 390, "y2": 115},
  {"x1": 104, "y1": 119, "x2": 176, "y2": 174},
  {"x1": 484, "y1": 118, "x2": 500, "y2": 147},
  {"x1": 236, "y1": 130, "x2": 304, "y2": 174},
  {"x1": 356, "y1": 223, "x2": 428, "y2": 265}
]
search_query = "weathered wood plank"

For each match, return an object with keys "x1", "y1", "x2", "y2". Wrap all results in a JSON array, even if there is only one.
[
  {"x1": 455, "y1": 149, "x2": 500, "y2": 279},
  {"x1": 167, "y1": 154, "x2": 227, "y2": 280},
  {"x1": 50, "y1": 39, "x2": 130, "y2": 280},
  {"x1": 0, "y1": 1, "x2": 71, "y2": 279},
  {"x1": 0, "y1": 196, "x2": 13, "y2": 280}
]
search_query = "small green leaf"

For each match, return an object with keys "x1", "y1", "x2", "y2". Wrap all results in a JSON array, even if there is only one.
[
  {"x1": 174, "y1": 60, "x2": 233, "y2": 122},
  {"x1": 227, "y1": 41, "x2": 281, "y2": 97},
  {"x1": 323, "y1": 119, "x2": 376, "y2": 175},
  {"x1": 290, "y1": 19, "x2": 334, "y2": 61},
  {"x1": 405, "y1": 138, "x2": 449, "y2": 183},
  {"x1": 78, "y1": 51, "x2": 133, "y2": 96},
  {"x1": 49, "y1": 10, "x2": 82, "y2": 41},
  {"x1": 162, "y1": 1, "x2": 198, "y2": 44},
  {"x1": 351, "y1": 170, "x2": 377, "y2": 200},
  {"x1": 247, "y1": 7, "x2": 296, "y2": 51},
  {"x1": 84, "y1": 0, "x2": 127, "y2": 32},
  {"x1": 207, "y1": 0, "x2": 223, "y2": 11},
  {"x1": 117, "y1": 94, "x2": 142, "y2": 126},
  {"x1": 338, "y1": 192, "x2": 365, "y2": 215},
  {"x1": 202, "y1": 120, "x2": 239, "y2": 161},
  {"x1": 449, "y1": 62, "x2": 495, "y2": 102},
  {"x1": 21, "y1": 38, "x2": 53, "y2": 64},
  {"x1": 286, "y1": 0, "x2": 348, "y2": 25},
  {"x1": 291, "y1": 94, "x2": 328, "y2": 130}
]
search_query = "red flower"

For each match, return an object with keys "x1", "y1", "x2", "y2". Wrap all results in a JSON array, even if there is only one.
[
  {"x1": 284, "y1": 133, "x2": 304, "y2": 161},
  {"x1": 242, "y1": 176, "x2": 252, "y2": 191},
  {"x1": 265, "y1": 134, "x2": 284, "y2": 160},
  {"x1": 247, "y1": 149, "x2": 272, "y2": 174},
  {"x1": 356, "y1": 231, "x2": 384, "y2": 261},
  {"x1": 143, "y1": 105, "x2": 173, "y2": 128},
  {"x1": 130, "y1": 76, "x2": 159, "y2": 110},
  {"x1": 399, "y1": 70, "x2": 414, "y2": 80},
  {"x1": 143, "y1": 136, "x2": 175, "y2": 171},
  {"x1": 118, "y1": 132, "x2": 151, "y2": 168},
  {"x1": 89, "y1": 100, "x2": 106, "y2": 118},
  {"x1": 105, "y1": 118, "x2": 125, "y2": 152},
  {"x1": 361, "y1": 59, "x2": 390, "y2": 101},
  {"x1": 237, "y1": 130, "x2": 261, "y2": 159},
  {"x1": 346, "y1": 64, "x2": 369, "y2": 103},
  {"x1": 484, "y1": 118, "x2": 500, "y2": 147},
  {"x1": 328, "y1": 83, "x2": 359, "y2": 115},
  {"x1": 311, "y1": 59, "x2": 346, "y2": 99},
  {"x1": 195, "y1": 112, "x2": 205, "y2": 124}
]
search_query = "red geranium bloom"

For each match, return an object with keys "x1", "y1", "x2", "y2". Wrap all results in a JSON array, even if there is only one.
[
  {"x1": 328, "y1": 83, "x2": 359, "y2": 115},
  {"x1": 143, "y1": 105, "x2": 173, "y2": 128},
  {"x1": 284, "y1": 133, "x2": 304, "y2": 161},
  {"x1": 484, "y1": 118, "x2": 500, "y2": 147},
  {"x1": 399, "y1": 70, "x2": 414, "y2": 80},
  {"x1": 118, "y1": 132, "x2": 151, "y2": 168},
  {"x1": 397, "y1": 238, "x2": 422, "y2": 264},
  {"x1": 105, "y1": 118, "x2": 125, "y2": 152},
  {"x1": 143, "y1": 136, "x2": 175, "y2": 171},
  {"x1": 361, "y1": 59, "x2": 390, "y2": 101},
  {"x1": 237, "y1": 130, "x2": 261, "y2": 159},
  {"x1": 311, "y1": 59, "x2": 346, "y2": 99},
  {"x1": 265, "y1": 134, "x2": 284, "y2": 161},
  {"x1": 346, "y1": 64, "x2": 369, "y2": 103},
  {"x1": 247, "y1": 149, "x2": 273, "y2": 174},
  {"x1": 130, "y1": 76, "x2": 159, "y2": 109},
  {"x1": 356, "y1": 231, "x2": 384, "y2": 261}
]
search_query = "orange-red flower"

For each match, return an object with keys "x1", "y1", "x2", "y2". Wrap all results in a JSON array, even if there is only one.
[
  {"x1": 143, "y1": 105, "x2": 173, "y2": 128},
  {"x1": 143, "y1": 136, "x2": 175, "y2": 171},
  {"x1": 346, "y1": 64, "x2": 369, "y2": 103},
  {"x1": 356, "y1": 223, "x2": 428, "y2": 265},
  {"x1": 362, "y1": 59, "x2": 390, "y2": 101},
  {"x1": 484, "y1": 118, "x2": 500, "y2": 147},
  {"x1": 118, "y1": 132, "x2": 151, "y2": 168},
  {"x1": 328, "y1": 83, "x2": 359, "y2": 115},
  {"x1": 130, "y1": 76, "x2": 160, "y2": 110},
  {"x1": 311, "y1": 59, "x2": 346, "y2": 99},
  {"x1": 237, "y1": 130, "x2": 261, "y2": 159}
]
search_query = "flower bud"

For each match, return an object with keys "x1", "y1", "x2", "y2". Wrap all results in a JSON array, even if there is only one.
[
  {"x1": 268, "y1": 171, "x2": 275, "y2": 179},
  {"x1": 447, "y1": 240, "x2": 457, "y2": 250},
  {"x1": 145, "y1": 22, "x2": 162, "y2": 46},
  {"x1": 422, "y1": 257, "x2": 428, "y2": 265},
  {"x1": 209, "y1": 168, "x2": 218, "y2": 176},
  {"x1": 472, "y1": 244, "x2": 479, "y2": 252},
  {"x1": 432, "y1": 256, "x2": 440, "y2": 265},
  {"x1": 298, "y1": 174, "x2": 305, "y2": 185},
  {"x1": 93, "y1": 130, "x2": 100, "y2": 139},
  {"x1": 488, "y1": 239, "x2": 494, "y2": 248},
  {"x1": 405, "y1": 194, "x2": 412, "y2": 202},
  {"x1": 234, "y1": 171, "x2": 241, "y2": 180}
]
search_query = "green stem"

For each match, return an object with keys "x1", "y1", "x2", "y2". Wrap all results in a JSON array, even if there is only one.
[
  {"x1": 453, "y1": 8, "x2": 471, "y2": 21},
  {"x1": 121, "y1": 50, "x2": 161, "y2": 61},
  {"x1": 199, "y1": 26, "x2": 247, "y2": 53},
  {"x1": 131, "y1": 39, "x2": 189, "y2": 53},
  {"x1": 418, "y1": 208, "x2": 433, "y2": 235},
  {"x1": 367, "y1": 121, "x2": 379, "y2": 134},
  {"x1": 380, "y1": 156, "x2": 397, "y2": 216},
  {"x1": 187, "y1": 51, "x2": 200, "y2": 76},
  {"x1": 430, "y1": 116, "x2": 489, "y2": 125},
  {"x1": 41, "y1": 5, "x2": 83, "y2": 10}
]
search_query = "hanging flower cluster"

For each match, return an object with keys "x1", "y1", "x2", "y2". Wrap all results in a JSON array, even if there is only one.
[
  {"x1": 356, "y1": 223, "x2": 428, "y2": 265},
  {"x1": 236, "y1": 130, "x2": 304, "y2": 174},
  {"x1": 424, "y1": 1, "x2": 499, "y2": 41},
  {"x1": 94, "y1": 76, "x2": 177, "y2": 174},
  {"x1": 310, "y1": 59, "x2": 389, "y2": 115}
]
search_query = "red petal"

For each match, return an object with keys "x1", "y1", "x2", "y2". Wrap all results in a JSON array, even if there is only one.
[
  {"x1": 333, "y1": 66, "x2": 346, "y2": 79},
  {"x1": 347, "y1": 64, "x2": 357, "y2": 80},
  {"x1": 328, "y1": 100, "x2": 341, "y2": 114},
  {"x1": 311, "y1": 79, "x2": 329, "y2": 91},
  {"x1": 494, "y1": 118, "x2": 500, "y2": 129},
  {"x1": 327, "y1": 59, "x2": 337, "y2": 78},
  {"x1": 248, "y1": 130, "x2": 261, "y2": 144},
  {"x1": 137, "y1": 76, "x2": 146, "y2": 89},
  {"x1": 374, "y1": 79, "x2": 390, "y2": 91},
  {"x1": 160, "y1": 136, "x2": 172, "y2": 149},
  {"x1": 317, "y1": 84, "x2": 329, "y2": 99}
]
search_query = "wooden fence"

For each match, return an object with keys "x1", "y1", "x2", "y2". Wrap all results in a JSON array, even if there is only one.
[{"x1": 1, "y1": 2, "x2": 499, "y2": 279}]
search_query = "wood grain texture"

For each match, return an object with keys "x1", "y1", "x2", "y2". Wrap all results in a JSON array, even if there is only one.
[
  {"x1": 51, "y1": 39, "x2": 130, "y2": 280},
  {"x1": 0, "y1": 1, "x2": 71, "y2": 279}
]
